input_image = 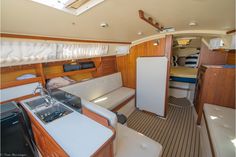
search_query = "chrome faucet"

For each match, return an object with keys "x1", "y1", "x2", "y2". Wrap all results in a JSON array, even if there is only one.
[{"x1": 34, "y1": 84, "x2": 54, "y2": 105}]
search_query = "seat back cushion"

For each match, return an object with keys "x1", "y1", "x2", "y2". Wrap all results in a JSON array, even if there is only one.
[{"x1": 60, "y1": 72, "x2": 122, "y2": 101}]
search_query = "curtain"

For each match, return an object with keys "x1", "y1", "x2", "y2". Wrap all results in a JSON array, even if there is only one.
[{"x1": 0, "y1": 40, "x2": 109, "y2": 64}]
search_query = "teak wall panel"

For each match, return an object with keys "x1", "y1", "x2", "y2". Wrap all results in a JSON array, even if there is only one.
[
  {"x1": 198, "y1": 42, "x2": 228, "y2": 66},
  {"x1": 226, "y1": 50, "x2": 236, "y2": 65},
  {"x1": 116, "y1": 39, "x2": 166, "y2": 89}
]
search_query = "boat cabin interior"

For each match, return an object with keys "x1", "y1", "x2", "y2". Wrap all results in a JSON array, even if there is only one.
[{"x1": 0, "y1": 0, "x2": 235, "y2": 157}]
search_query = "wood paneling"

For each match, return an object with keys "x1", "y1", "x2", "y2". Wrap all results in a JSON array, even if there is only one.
[
  {"x1": 195, "y1": 65, "x2": 235, "y2": 124},
  {"x1": 226, "y1": 50, "x2": 236, "y2": 65},
  {"x1": 198, "y1": 42, "x2": 228, "y2": 66},
  {"x1": 82, "y1": 107, "x2": 109, "y2": 127},
  {"x1": 164, "y1": 35, "x2": 173, "y2": 116},
  {"x1": 45, "y1": 68, "x2": 96, "y2": 79},
  {"x1": 116, "y1": 39, "x2": 166, "y2": 88},
  {"x1": 0, "y1": 77, "x2": 42, "y2": 89},
  {"x1": 93, "y1": 56, "x2": 117, "y2": 77},
  {"x1": 1, "y1": 33, "x2": 131, "y2": 45}
]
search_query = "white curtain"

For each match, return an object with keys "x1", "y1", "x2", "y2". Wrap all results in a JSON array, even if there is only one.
[
  {"x1": 57, "y1": 43, "x2": 108, "y2": 59},
  {"x1": 0, "y1": 40, "x2": 109, "y2": 64}
]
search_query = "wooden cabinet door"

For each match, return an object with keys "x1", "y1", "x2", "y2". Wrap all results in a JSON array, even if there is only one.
[
  {"x1": 194, "y1": 67, "x2": 205, "y2": 113},
  {"x1": 32, "y1": 123, "x2": 47, "y2": 157}
]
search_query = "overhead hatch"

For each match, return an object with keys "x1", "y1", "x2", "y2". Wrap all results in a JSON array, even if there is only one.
[{"x1": 32, "y1": 0, "x2": 105, "y2": 16}]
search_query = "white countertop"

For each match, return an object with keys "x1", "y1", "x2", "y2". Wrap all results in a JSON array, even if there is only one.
[
  {"x1": 204, "y1": 104, "x2": 236, "y2": 157},
  {"x1": 21, "y1": 96, "x2": 113, "y2": 157}
]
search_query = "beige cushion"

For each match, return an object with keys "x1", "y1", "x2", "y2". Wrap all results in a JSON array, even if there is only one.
[
  {"x1": 92, "y1": 87, "x2": 135, "y2": 110},
  {"x1": 60, "y1": 72, "x2": 123, "y2": 101},
  {"x1": 116, "y1": 124, "x2": 162, "y2": 157}
]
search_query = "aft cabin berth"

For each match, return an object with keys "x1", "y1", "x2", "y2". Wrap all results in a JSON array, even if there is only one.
[{"x1": 1, "y1": 0, "x2": 235, "y2": 157}]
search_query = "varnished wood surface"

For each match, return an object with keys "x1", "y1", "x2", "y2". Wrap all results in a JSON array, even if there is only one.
[
  {"x1": 0, "y1": 77, "x2": 42, "y2": 89},
  {"x1": 164, "y1": 35, "x2": 173, "y2": 117},
  {"x1": 226, "y1": 50, "x2": 236, "y2": 65},
  {"x1": 93, "y1": 56, "x2": 117, "y2": 77},
  {"x1": 0, "y1": 93, "x2": 39, "y2": 104},
  {"x1": 82, "y1": 107, "x2": 109, "y2": 127},
  {"x1": 195, "y1": 65, "x2": 235, "y2": 124},
  {"x1": 1, "y1": 33, "x2": 131, "y2": 44},
  {"x1": 198, "y1": 42, "x2": 228, "y2": 66},
  {"x1": 45, "y1": 68, "x2": 96, "y2": 79},
  {"x1": 112, "y1": 95, "x2": 135, "y2": 112},
  {"x1": 116, "y1": 39, "x2": 166, "y2": 88}
]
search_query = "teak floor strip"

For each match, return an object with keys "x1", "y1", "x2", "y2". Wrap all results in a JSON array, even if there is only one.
[{"x1": 127, "y1": 97, "x2": 201, "y2": 157}]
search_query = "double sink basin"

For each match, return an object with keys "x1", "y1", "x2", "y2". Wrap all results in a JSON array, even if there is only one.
[{"x1": 25, "y1": 90, "x2": 81, "y2": 124}]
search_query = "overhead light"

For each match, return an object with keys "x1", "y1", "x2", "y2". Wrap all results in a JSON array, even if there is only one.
[
  {"x1": 137, "y1": 31, "x2": 143, "y2": 35},
  {"x1": 176, "y1": 39, "x2": 191, "y2": 46},
  {"x1": 32, "y1": 0, "x2": 105, "y2": 16},
  {"x1": 159, "y1": 27, "x2": 175, "y2": 33},
  {"x1": 189, "y1": 21, "x2": 197, "y2": 26},
  {"x1": 100, "y1": 22, "x2": 109, "y2": 28},
  {"x1": 153, "y1": 40, "x2": 159, "y2": 46}
]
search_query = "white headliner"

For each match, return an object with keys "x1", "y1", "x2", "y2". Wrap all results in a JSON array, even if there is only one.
[{"x1": 1, "y1": 0, "x2": 235, "y2": 42}]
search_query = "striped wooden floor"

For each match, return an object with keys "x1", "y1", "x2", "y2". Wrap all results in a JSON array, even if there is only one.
[{"x1": 127, "y1": 97, "x2": 201, "y2": 157}]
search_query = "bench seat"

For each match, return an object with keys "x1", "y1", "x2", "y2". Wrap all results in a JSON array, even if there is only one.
[
  {"x1": 92, "y1": 87, "x2": 135, "y2": 110},
  {"x1": 116, "y1": 124, "x2": 162, "y2": 157}
]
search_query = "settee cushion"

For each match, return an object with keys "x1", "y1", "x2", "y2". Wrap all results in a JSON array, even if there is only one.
[
  {"x1": 92, "y1": 87, "x2": 135, "y2": 110},
  {"x1": 116, "y1": 124, "x2": 162, "y2": 157},
  {"x1": 60, "y1": 72, "x2": 122, "y2": 101}
]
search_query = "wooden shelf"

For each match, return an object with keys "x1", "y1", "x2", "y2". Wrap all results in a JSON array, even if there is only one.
[
  {"x1": 45, "y1": 68, "x2": 96, "y2": 79},
  {"x1": 0, "y1": 77, "x2": 42, "y2": 89}
]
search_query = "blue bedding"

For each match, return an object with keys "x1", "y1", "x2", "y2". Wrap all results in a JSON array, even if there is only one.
[{"x1": 170, "y1": 76, "x2": 196, "y2": 83}]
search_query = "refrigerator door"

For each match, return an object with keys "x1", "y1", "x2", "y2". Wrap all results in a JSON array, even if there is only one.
[
  {"x1": 0, "y1": 102, "x2": 35, "y2": 157},
  {"x1": 136, "y1": 57, "x2": 168, "y2": 117}
]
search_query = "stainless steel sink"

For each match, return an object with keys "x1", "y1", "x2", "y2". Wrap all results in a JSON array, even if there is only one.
[
  {"x1": 35, "y1": 103, "x2": 73, "y2": 124},
  {"x1": 25, "y1": 98, "x2": 47, "y2": 110},
  {"x1": 25, "y1": 97, "x2": 73, "y2": 124}
]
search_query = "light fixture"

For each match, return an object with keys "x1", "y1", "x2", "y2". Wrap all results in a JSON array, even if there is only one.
[
  {"x1": 176, "y1": 39, "x2": 191, "y2": 46},
  {"x1": 32, "y1": 0, "x2": 105, "y2": 16},
  {"x1": 137, "y1": 31, "x2": 143, "y2": 35},
  {"x1": 189, "y1": 21, "x2": 197, "y2": 26},
  {"x1": 153, "y1": 40, "x2": 159, "y2": 46},
  {"x1": 100, "y1": 22, "x2": 109, "y2": 28}
]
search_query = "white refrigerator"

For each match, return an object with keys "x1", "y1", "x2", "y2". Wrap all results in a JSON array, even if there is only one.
[{"x1": 136, "y1": 57, "x2": 168, "y2": 117}]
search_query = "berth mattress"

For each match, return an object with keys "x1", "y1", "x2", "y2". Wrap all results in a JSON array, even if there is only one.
[
  {"x1": 204, "y1": 104, "x2": 236, "y2": 157},
  {"x1": 170, "y1": 67, "x2": 198, "y2": 83}
]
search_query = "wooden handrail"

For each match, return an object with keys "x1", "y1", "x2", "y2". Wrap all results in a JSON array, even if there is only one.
[
  {"x1": 138, "y1": 10, "x2": 163, "y2": 31},
  {"x1": 226, "y1": 29, "x2": 236, "y2": 34}
]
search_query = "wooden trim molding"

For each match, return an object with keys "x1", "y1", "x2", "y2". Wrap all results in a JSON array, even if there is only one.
[
  {"x1": 45, "y1": 68, "x2": 96, "y2": 79},
  {"x1": 0, "y1": 77, "x2": 42, "y2": 89},
  {"x1": 1, "y1": 33, "x2": 131, "y2": 45},
  {"x1": 82, "y1": 107, "x2": 109, "y2": 127},
  {"x1": 0, "y1": 93, "x2": 39, "y2": 104},
  {"x1": 112, "y1": 95, "x2": 135, "y2": 112}
]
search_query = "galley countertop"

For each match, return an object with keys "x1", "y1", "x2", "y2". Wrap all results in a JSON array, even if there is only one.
[{"x1": 21, "y1": 96, "x2": 114, "y2": 157}]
